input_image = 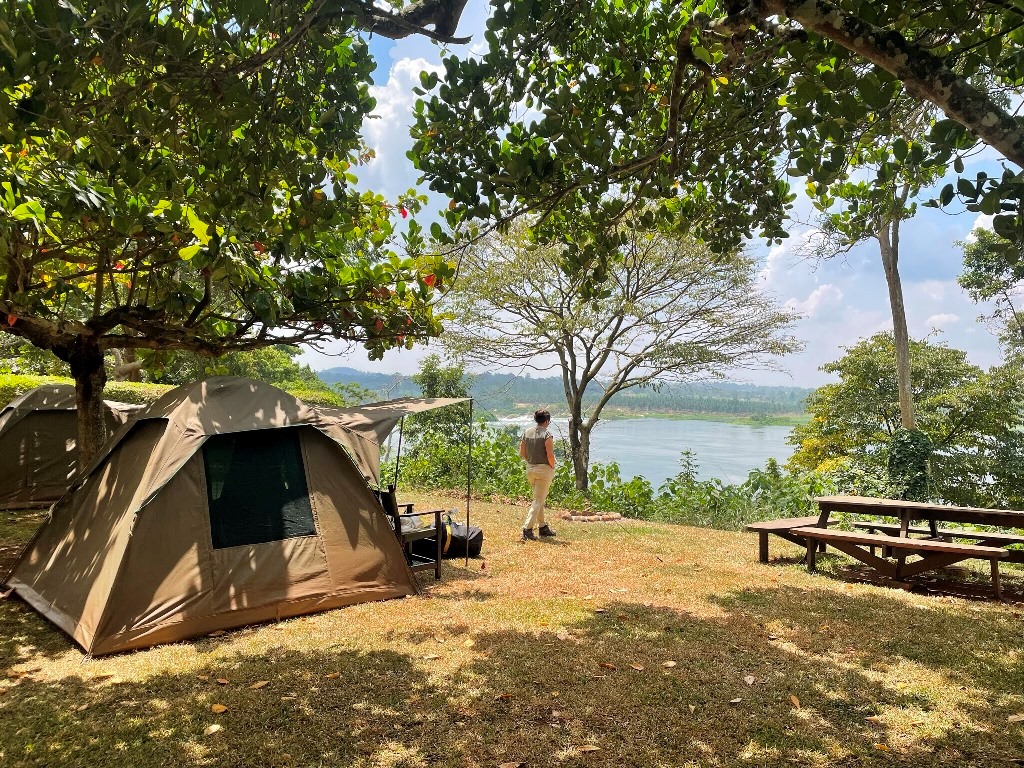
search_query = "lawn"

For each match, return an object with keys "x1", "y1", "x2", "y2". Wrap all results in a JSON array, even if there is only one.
[{"x1": 2, "y1": 495, "x2": 1023, "y2": 768}]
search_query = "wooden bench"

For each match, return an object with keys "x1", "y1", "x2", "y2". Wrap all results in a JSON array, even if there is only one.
[
  {"x1": 852, "y1": 521, "x2": 1024, "y2": 564},
  {"x1": 745, "y1": 516, "x2": 837, "y2": 563},
  {"x1": 792, "y1": 526, "x2": 1009, "y2": 599}
]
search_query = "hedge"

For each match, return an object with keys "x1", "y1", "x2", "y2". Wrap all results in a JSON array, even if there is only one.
[{"x1": 1, "y1": 375, "x2": 346, "y2": 409}]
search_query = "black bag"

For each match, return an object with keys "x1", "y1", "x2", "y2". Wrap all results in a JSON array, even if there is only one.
[
  {"x1": 443, "y1": 515, "x2": 484, "y2": 558},
  {"x1": 410, "y1": 513, "x2": 484, "y2": 559}
]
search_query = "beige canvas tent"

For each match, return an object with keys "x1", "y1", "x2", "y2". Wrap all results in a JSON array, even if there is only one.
[
  {"x1": 3, "y1": 377, "x2": 418, "y2": 655},
  {"x1": 0, "y1": 384, "x2": 142, "y2": 510}
]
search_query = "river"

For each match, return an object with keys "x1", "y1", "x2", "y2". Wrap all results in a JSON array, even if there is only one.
[{"x1": 497, "y1": 417, "x2": 795, "y2": 487}]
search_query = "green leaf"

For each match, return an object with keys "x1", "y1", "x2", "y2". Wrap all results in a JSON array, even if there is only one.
[{"x1": 179, "y1": 244, "x2": 202, "y2": 260}]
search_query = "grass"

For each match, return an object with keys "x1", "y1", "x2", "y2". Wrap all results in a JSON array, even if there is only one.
[{"x1": 2, "y1": 494, "x2": 1023, "y2": 768}]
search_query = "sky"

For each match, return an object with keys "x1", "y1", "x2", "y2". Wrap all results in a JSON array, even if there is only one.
[{"x1": 297, "y1": 2, "x2": 1010, "y2": 388}]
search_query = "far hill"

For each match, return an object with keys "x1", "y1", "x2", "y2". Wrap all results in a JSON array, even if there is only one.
[{"x1": 318, "y1": 367, "x2": 812, "y2": 425}]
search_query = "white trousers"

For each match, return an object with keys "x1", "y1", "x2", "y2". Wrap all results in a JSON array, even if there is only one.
[{"x1": 523, "y1": 463, "x2": 555, "y2": 530}]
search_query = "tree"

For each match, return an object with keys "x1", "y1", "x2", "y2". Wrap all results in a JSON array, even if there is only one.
[
  {"x1": 414, "y1": 1, "x2": 1024, "y2": 272},
  {"x1": 788, "y1": 333, "x2": 1024, "y2": 507},
  {"x1": 808, "y1": 111, "x2": 947, "y2": 434},
  {"x1": 1, "y1": 1, "x2": 458, "y2": 462},
  {"x1": 407, "y1": 353, "x2": 473, "y2": 436},
  {"x1": 442, "y1": 221, "x2": 800, "y2": 490},
  {"x1": 959, "y1": 227, "x2": 1024, "y2": 356}
]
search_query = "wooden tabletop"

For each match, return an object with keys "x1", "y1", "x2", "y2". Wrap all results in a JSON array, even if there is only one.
[{"x1": 815, "y1": 495, "x2": 1024, "y2": 529}]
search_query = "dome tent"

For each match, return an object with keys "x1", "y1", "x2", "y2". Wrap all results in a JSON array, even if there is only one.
[
  {"x1": 2, "y1": 377, "x2": 417, "y2": 655},
  {"x1": 0, "y1": 384, "x2": 141, "y2": 510}
]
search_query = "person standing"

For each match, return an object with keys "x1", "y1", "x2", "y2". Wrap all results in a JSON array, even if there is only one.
[{"x1": 519, "y1": 409, "x2": 557, "y2": 541}]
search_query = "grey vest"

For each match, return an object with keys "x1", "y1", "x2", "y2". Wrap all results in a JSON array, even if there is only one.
[{"x1": 523, "y1": 425, "x2": 551, "y2": 465}]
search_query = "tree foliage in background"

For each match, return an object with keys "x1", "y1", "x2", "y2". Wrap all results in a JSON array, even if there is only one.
[
  {"x1": 414, "y1": 1, "x2": 1024, "y2": 278},
  {"x1": 788, "y1": 333, "x2": 1024, "y2": 507},
  {"x1": 0, "y1": 0, "x2": 457, "y2": 462},
  {"x1": 959, "y1": 227, "x2": 1024, "y2": 357},
  {"x1": 443, "y1": 220, "x2": 800, "y2": 490}
]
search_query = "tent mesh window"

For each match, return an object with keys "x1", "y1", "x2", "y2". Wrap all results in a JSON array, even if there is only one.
[{"x1": 203, "y1": 429, "x2": 316, "y2": 549}]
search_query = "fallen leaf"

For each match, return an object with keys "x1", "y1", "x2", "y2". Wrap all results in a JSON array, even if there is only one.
[
  {"x1": 494, "y1": 693, "x2": 513, "y2": 701},
  {"x1": 422, "y1": 654, "x2": 441, "y2": 660},
  {"x1": 629, "y1": 664, "x2": 644, "y2": 671},
  {"x1": 76, "y1": 704, "x2": 89, "y2": 712},
  {"x1": 744, "y1": 675, "x2": 755, "y2": 686},
  {"x1": 866, "y1": 715, "x2": 884, "y2": 724},
  {"x1": 550, "y1": 691, "x2": 560, "y2": 698},
  {"x1": 874, "y1": 744, "x2": 889, "y2": 752},
  {"x1": 767, "y1": 634, "x2": 778, "y2": 641},
  {"x1": 281, "y1": 695, "x2": 296, "y2": 701},
  {"x1": 215, "y1": 678, "x2": 230, "y2": 685},
  {"x1": 250, "y1": 680, "x2": 270, "y2": 690},
  {"x1": 688, "y1": 704, "x2": 696, "y2": 713},
  {"x1": 582, "y1": 595, "x2": 594, "y2": 600},
  {"x1": 196, "y1": 674, "x2": 210, "y2": 682},
  {"x1": 325, "y1": 673, "x2": 341, "y2": 680},
  {"x1": 463, "y1": 638, "x2": 475, "y2": 648},
  {"x1": 210, "y1": 704, "x2": 228, "y2": 713},
  {"x1": 662, "y1": 661, "x2": 677, "y2": 668},
  {"x1": 209, "y1": 630, "x2": 226, "y2": 637},
  {"x1": 499, "y1": 763, "x2": 526, "y2": 768},
  {"x1": 203, "y1": 724, "x2": 222, "y2": 736},
  {"x1": 579, "y1": 745, "x2": 602, "y2": 752},
  {"x1": 729, "y1": 698, "x2": 743, "y2": 704},
  {"x1": 91, "y1": 674, "x2": 114, "y2": 683},
  {"x1": 790, "y1": 695, "x2": 801, "y2": 709},
  {"x1": 556, "y1": 630, "x2": 571, "y2": 641},
  {"x1": 1009, "y1": 714, "x2": 1024, "y2": 723},
  {"x1": 594, "y1": 608, "x2": 606, "y2": 614},
  {"x1": 598, "y1": 662, "x2": 616, "y2": 670}
]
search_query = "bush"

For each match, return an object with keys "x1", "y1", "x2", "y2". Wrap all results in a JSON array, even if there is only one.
[
  {"x1": 0, "y1": 374, "x2": 71, "y2": 408},
  {"x1": 2, "y1": 374, "x2": 353, "y2": 410}
]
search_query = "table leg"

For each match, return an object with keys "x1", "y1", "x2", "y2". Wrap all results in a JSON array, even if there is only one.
[
  {"x1": 992, "y1": 559, "x2": 1002, "y2": 601},
  {"x1": 928, "y1": 517, "x2": 939, "y2": 538},
  {"x1": 806, "y1": 538, "x2": 817, "y2": 572},
  {"x1": 759, "y1": 532, "x2": 769, "y2": 563}
]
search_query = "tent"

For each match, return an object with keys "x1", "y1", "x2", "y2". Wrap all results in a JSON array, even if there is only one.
[
  {"x1": 2, "y1": 377, "x2": 418, "y2": 655},
  {"x1": 0, "y1": 384, "x2": 142, "y2": 510}
]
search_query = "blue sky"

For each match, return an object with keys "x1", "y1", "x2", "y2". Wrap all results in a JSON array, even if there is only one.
[{"x1": 298, "y1": 3, "x2": 1010, "y2": 388}]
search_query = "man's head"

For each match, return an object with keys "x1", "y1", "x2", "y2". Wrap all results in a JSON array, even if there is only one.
[{"x1": 534, "y1": 409, "x2": 551, "y2": 425}]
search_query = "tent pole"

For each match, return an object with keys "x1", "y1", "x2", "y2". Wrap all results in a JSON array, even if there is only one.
[
  {"x1": 393, "y1": 415, "x2": 405, "y2": 490},
  {"x1": 466, "y1": 399, "x2": 473, "y2": 569}
]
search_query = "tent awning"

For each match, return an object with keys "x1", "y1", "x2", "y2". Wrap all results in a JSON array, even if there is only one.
[{"x1": 322, "y1": 397, "x2": 471, "y2": 446}]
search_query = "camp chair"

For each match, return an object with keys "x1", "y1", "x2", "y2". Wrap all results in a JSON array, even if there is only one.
[{"x1": 376, "y1": 486, "x2": 443, "y2": 580}]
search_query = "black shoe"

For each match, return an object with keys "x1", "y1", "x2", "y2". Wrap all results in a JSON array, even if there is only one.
[
  {"x1": 538, "y1": 525, "x2": 557, "y2": 538},
  {"x1": 521, "y1": 528, "x2": 536, "y2": 541}
]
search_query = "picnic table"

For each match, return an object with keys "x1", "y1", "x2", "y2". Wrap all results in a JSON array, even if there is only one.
[{"x1": 747, "y1": 495, "x2": 1024, "y2": 599}]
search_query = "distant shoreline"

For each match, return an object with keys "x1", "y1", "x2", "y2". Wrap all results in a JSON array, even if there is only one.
[{"x1": 491, "y1": 409, "x2": 808, "y2": 428}]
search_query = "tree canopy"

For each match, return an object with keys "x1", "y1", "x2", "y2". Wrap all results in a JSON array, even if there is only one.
[
  {"x1": 1, "y1": 0, "x2": 457, "y2": 457},
  {"x1": 414, "y1": 1, "x2": 1024, "y2": 273},
  {"x1": 788, "y1": 333, "x2": 1024, "y2": 507},
  {"x1": 959, "y1": 227, "x2": 1024, "y2": 356}
]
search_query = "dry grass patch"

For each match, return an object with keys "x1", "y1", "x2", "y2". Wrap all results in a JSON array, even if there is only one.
[{"x1": 2, "y1": 494, "x2": 1023, "y2": 767}]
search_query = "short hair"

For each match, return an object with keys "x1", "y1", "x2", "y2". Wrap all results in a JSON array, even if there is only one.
[{"x1": 534, "y1": 409, "x2": 551, "y2": 424}]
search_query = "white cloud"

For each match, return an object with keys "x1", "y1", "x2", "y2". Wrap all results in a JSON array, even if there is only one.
[
  {"x1": 963, "y1": 213, "x2": 994, "y2": 242},
  {"x1": 925, "y1": 313, "x2": 960, "y2": 328},
  {"x1": 784, "y1": 284, "x2": 844, "y2": 318}
]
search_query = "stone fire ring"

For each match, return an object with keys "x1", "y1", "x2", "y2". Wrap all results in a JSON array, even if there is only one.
[{"x1": 561, "y1": 512, "x2": 623, "y2": 523}]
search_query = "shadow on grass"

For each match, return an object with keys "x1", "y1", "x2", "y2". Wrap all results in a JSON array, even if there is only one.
[{"x1": 3, "y1": 588, "x2": 1023, "y2": 767}]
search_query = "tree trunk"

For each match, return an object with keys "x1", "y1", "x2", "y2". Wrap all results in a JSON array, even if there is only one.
[
  {"x1": 878, "y1": 226, "x2": 916, "y2": 430},
  {"x1": 567, "y1": 413, "x2": 591, "y2": 492},
  {"x1": 66, "y1": 339, "x2": 108, "y2": 469}
]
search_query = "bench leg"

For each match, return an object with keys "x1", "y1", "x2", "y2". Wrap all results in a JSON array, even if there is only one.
[
  {"x1": 759, "y1": 532, "x2": 769, "y2": 563},
  {"x1": 806, "y1": 538, "x2": 818, "y2": 572},
  {"x1": 992, "y1": 559, "x2": 1002, "y2": 601}
]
